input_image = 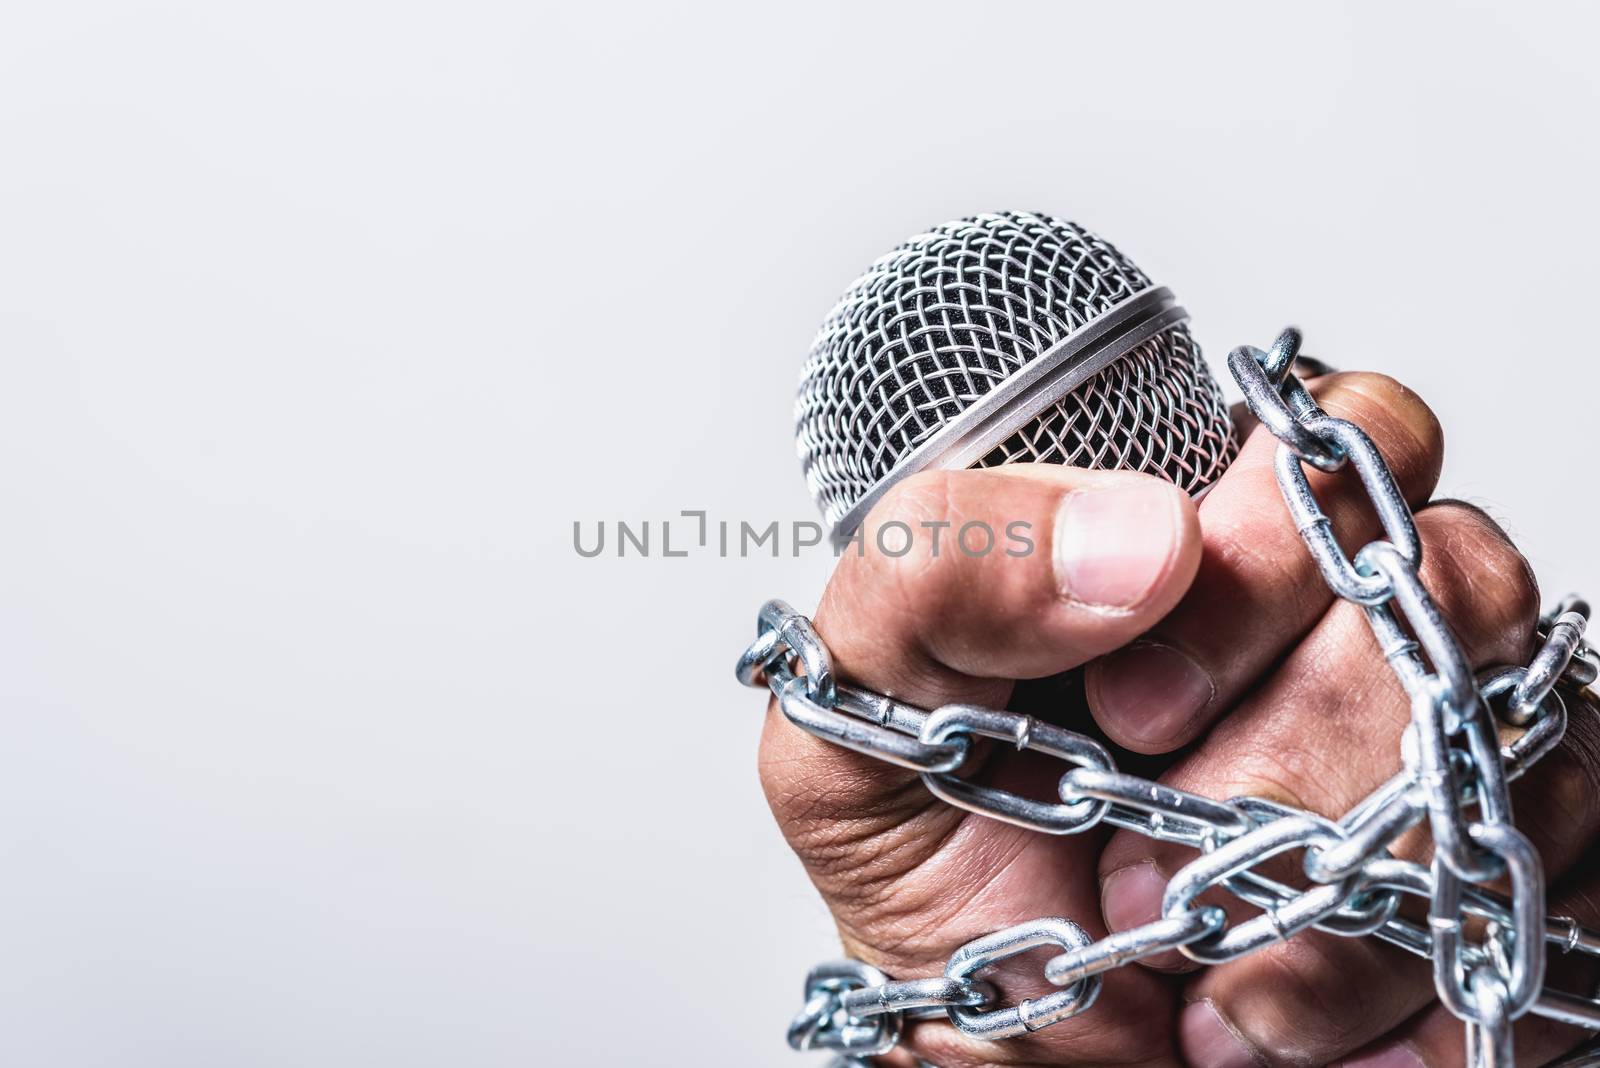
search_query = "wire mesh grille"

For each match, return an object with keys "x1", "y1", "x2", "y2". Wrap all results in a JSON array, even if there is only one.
[{"x1": 796, "y1": 211, "x2": 1237, "y2": 531}]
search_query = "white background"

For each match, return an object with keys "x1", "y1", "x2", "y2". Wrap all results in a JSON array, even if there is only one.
[{"x1": 2, "y1": 2, "x2": 1598, "y2": 1064}]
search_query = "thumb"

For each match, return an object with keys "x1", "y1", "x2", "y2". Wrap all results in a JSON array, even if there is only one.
[{"x1": 756, "y1": 462, "x2": 1202, "y2": 892}]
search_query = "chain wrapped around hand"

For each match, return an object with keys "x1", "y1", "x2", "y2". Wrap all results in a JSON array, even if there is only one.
[{"x1": 738, "y1": 329, "x2": 1600, "y2": 1068}]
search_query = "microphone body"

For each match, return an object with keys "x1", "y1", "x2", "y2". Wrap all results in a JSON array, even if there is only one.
[{"x1": 796, "y1": 212, "x2": 1237, "y2": 543}]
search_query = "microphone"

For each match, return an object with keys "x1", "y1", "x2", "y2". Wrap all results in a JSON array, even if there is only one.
[{"x1": 797, "y1": 211, "x2": 1238, "y2": 544}]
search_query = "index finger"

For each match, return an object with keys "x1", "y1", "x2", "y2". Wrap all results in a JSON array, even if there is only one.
[{"x1": 1084, "y1": 371, "x2": 1445, "y2": 754}]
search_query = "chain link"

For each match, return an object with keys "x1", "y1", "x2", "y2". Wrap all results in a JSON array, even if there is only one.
[
  {"x1": 919, "y1": 706, "x2": 1112, "y2": 834},
  {"x1": 741, "y1": 330, "x2": 1600, "y2": 1066},
  {"x1": 942, "y1": 917, "x2": 1102, "y2": 1039},
  {"x1": 787, "y1": 960, "x2": 901, "y2": 1057}
]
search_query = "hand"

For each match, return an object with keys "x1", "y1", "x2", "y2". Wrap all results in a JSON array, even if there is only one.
[{"x1": 755, "y1": 371, "x2": 1600, "y2": 1066}]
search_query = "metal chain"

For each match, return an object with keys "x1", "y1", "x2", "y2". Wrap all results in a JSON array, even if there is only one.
[{"x1": 742, "y1": 328, "x2": 1600, "y2": 1067}]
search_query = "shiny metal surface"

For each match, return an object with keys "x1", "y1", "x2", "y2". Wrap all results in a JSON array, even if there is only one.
[
  {"x1": 795, "y1": 212, "x2": 1236, "y2": 542},
  {"x1": 741, "y1": 327, "x2": 1600, "y2": 1065},
  {"x1": 942, "y1": 917, "x2": 1101, "y2": 1039}
]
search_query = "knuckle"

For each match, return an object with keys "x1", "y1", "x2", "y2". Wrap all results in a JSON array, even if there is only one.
[
  {"x1": 1211, "y1": 940, "x2": 1393, "y2": 1065},
  {"x1": 875, "y1": 467, "x2": 962, "y2": 528},
  {"x1": 1211, "y1": 527, "x2": 1329, "y2": 627},
  {"x1": 845, "y1": 468, "x2": 1061, "y2": 672},
  {"x1": 1516, "y1": 693, "x2": 1600, "y2": 866},
  {"x1": 1319, "y1": 371, "x2": 1444, "y2": 496},
  {"x1": 1560, "y1": 702, "x2": 1600, "y2": 809},
  {"x1": 860, "y1": 469, "x2": 964, "y2": 607},
  {"x1": 1224, "y1": 731, "x2": 1339, "y2": 817},
  {"x1": 1417, "y1": 502, "x2": 1540, "y2": 663}
]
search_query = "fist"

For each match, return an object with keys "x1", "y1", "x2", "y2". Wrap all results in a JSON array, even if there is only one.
[{"x1": 755, "y1": 372, "x2": 1600, "y2": 1067}]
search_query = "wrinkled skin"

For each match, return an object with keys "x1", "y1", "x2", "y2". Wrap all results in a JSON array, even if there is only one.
[{"x1": 758, "y1": 373, "x2": 1600, "y2": 1068}]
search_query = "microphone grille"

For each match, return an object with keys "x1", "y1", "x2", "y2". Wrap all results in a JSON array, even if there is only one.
[{"x1": 797, "y1": 211, "x2": 1236, "y2": 537}]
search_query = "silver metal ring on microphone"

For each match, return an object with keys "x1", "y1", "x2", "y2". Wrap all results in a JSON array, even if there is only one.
[{"x1": 830, "y1": 285, "x2": 1188, "y2": 545}]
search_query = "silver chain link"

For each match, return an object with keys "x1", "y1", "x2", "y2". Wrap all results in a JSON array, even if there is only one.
[{"x1": 742, "y1": 328, "x2": 1600, "y2": 1067}]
